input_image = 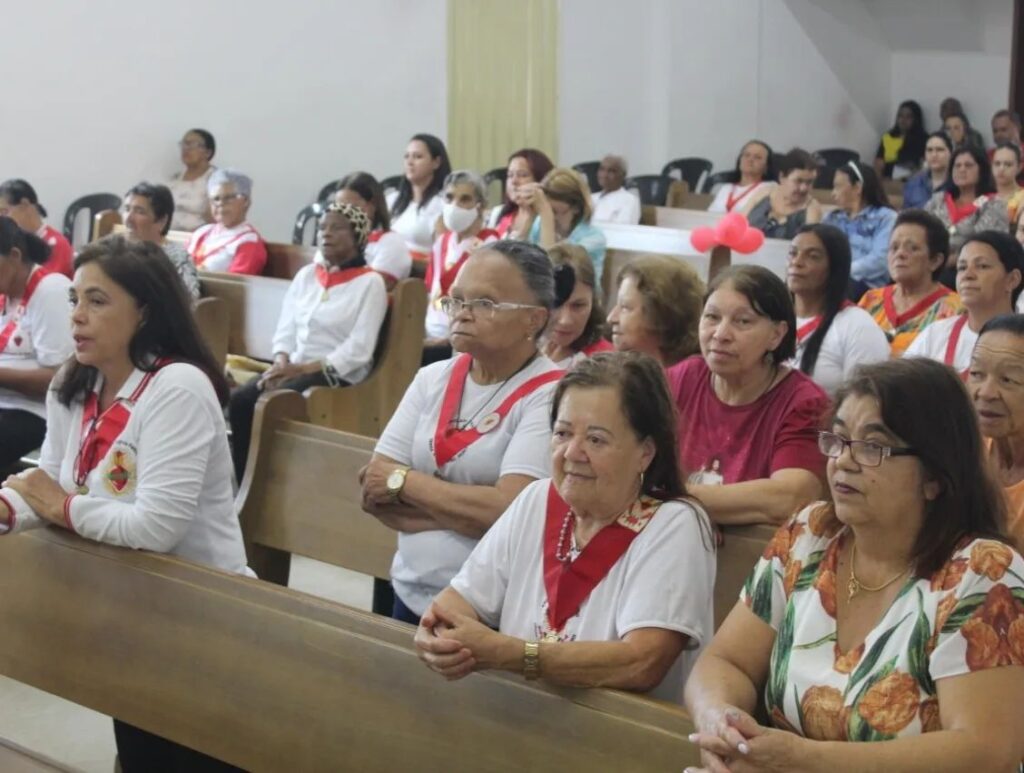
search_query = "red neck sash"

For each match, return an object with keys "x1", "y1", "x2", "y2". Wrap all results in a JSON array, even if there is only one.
[
  {"x1": 194, "y1": 225, "x2": 255, "y2": 268},
  {"x1": 944, "y1": 314, "x2": 970, "y2": 378},
  {"x1": 726, "y1": 182, "x2": 760, "y2": 212},
  {"x1": 796, "y1": 301, "x2": 853, "y2": 344},
  {"x1": 882, "y1": 284, "x2": 951, "y2": 329},
  {"x1": 944, "y1": 192, "x2": 978, "y2": 224},
  {"x1": 424, "y1": 229, "x2": 499, "y2": 297},
  {"x1": 541, "y1": 482, "x2": 658, "y2": 635},
  {"x1": 432, "y1": 354, "x2": 563, "y2": 468},
  {"x1": 74, "y1": 360, "x2": 169, "y2": 492},
  {"x1": 314, "y1": 263, "x2": 372, "y2": 290},
  {"x1": 0, "y1": 268, "x2": 49, "y2": 353}
]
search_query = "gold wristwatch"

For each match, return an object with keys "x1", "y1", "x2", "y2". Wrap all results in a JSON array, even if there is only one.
[
  {"x1": 385, "y1": 466, "x2": 410, "y2": 502},
  {"x1": 523, "y1": 640, "x2": 540, "y2": 680}
]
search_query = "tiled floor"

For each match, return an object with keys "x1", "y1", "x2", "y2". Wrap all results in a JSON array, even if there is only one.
[{"x1": 0, "y1": 558, "x2": 373, "y2": 772}]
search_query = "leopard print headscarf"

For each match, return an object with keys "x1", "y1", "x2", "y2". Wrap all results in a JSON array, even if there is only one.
[{"x1": 323, "y1": 201, "x2": 371, "y2": 249}]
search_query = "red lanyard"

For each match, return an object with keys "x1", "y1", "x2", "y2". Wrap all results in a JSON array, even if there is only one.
[
  {"x1": 725, "y1": 183, "x2": 759, "y2": 212},
  {"x1": 0, "y1": 268, "x2": 49, "y2": 353},
  {"x1": 796, "y1": 301, "x2": 853, "y2": 344}
]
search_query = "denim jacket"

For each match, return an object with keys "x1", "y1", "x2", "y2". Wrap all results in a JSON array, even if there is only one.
[{"x1": 823, "y1": 206, "x2": 897, "y2": 288}]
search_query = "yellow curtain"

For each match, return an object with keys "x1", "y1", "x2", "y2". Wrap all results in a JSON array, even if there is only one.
[{"x1": 447, "y1": 0, "x2": 559, "y2": 178}]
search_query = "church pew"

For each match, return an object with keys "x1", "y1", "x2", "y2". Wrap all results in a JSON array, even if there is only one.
[
  {"x1": 199, "y1": 273, "x2": 290, "y2": 361},
  {"x1": 238, "y1": 390, "x2": 775, "y2": 633},
  {"x1": 193, "y1": 296, "x2": 229, "y2": 368},
  {"x1": 0, "y1": 528, "x2": 700, "y2": 771},
  {"x1": 305, "y1": 279, "x2": 427, "y2": 437}
]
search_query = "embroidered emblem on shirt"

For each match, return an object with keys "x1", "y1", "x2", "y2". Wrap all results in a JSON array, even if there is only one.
[{"x1": 103, "y1": 449, "x2": 137, "y2": 497}]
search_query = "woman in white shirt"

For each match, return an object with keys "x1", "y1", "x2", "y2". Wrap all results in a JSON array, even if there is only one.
[
  {"x1": 228, "y1": 203, "x2": 387, "y2": 482},
  {"x1": 167, "y1": 128, "x2": 216, "y2": 232},
  {"x1": 787, "y1": 224, "x2": 889, "y2": 396},
  {"x1": 708, "y1": 140, "x2": 776, "y2": 214},
  {"x1": 387, "y1": 133, "x2": 451, "y2": 260},
  {"x1": 0, "y1": 218, "x2": 73, "y2": 471},
  {"x1": 186, "y1": 169, "x2": 267, "y2": 275},
  {"x1": 414, "y1": 352, "x2": 715, "y2": 702},
  {"x1": 542, "y1": 243, "x2": 613, "y2": 368},
  {"x1": 905, "y1": 230, "x2": 1023, "y2": 376},
  {"x1": 360, "y1": 241, "x2": 570, "y2": 624},
  {"x1": 121, "y1": 182, "x2": 200, "y2": 300},
  {"x1": 0, "y1": 235, "x2": 247, "y2": 771},
  {"x1": 333, "y1": 171, "x2": 410, "y2": 290}
]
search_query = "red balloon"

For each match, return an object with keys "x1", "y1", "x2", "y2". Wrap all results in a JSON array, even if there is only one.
[
  {"x1": 733, "y1": 227, "x2": 765, "y2": 254},
  {"x1": 690, "y1": 226, "x2": 718, "y2": 253},
  {"x1": 715, "y1": 212, "x2": 747, "y2": 245}
]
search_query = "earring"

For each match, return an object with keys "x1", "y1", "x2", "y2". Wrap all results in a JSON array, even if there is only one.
[{"x1": 638, "y1": 470, "x2": 645, "y2": 493}]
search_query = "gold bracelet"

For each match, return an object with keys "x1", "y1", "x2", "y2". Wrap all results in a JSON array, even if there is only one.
[{"x1": 523, "y1": 640, "x2": 540, "y2": 680}]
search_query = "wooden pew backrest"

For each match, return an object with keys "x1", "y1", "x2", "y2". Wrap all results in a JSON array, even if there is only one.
[
  {"x1": 193, "y1": 296, "x2": 229, "y2": 368},
  {"x1": 713, "y1": 524, "x2": 774, "y2": 629},
  {"x1": 200, "y1": 273, "x2": 291, "y2": 361}
]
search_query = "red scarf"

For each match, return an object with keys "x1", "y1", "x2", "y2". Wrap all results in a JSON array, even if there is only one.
[
  {"x1": 432, "y1": 354, "x2": 563, "y2": 468},
  {"x1": 944, "y1": 192, "x2": 990, "y2": 225},
  {"x1": 314, "y1": 264, "x2": 373, "y2": 290},
  {"x1": 0, "y1": 268, "x2": 49, "y2": 353},
  {"x1": 542, "y1": 482, "x2": 658, "y2": 635},
  {"x1": 725, "y1": 183, "x2": 760, "y2": 212},
  {"x1": 882, "y1": 284, "x2": 952, "y2": 329},
  {"x1": 796, "y1": 301, "x2": 853, "y2": 344},
  {"x1": 424, "y1": 229, "x2": 499, "y2": 297}
]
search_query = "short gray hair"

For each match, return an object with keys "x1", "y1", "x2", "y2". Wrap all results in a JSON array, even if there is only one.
[
  {"x1": 602, "y1": 154, "x2": 628, "y2": 176},
  {"x1": 443, "y1": 169, "x2": 487, "y2": 207},
  {"x1": 482, "y1": 240, "x2": 555, "y2": 309},
  {"x1": 208, "y1": 168, "x2": 253, "y2": 199}
]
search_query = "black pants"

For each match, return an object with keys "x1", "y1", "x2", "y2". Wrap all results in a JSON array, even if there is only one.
[
  {"x1": 0, "y1": 408, "x2": 45, "y2": 473},
  {"x1": 227, "y1": 371, "x2": 338, "y2": 483},
  {"x1": 114, "y1": 719, "x2": 246, "y2": 773},
  {"x1": 392, "y1": 593, "x2": 422, "y2": 625}
]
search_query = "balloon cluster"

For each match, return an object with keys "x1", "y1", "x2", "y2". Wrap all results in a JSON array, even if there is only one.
[{"x1": 690, "y1": 212, "x2": 765, "y2": 254}]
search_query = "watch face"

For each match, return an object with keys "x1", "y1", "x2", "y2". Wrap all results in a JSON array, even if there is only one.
[{"x1": 387, "y1": 470, "x2": 405, "y2": 490}]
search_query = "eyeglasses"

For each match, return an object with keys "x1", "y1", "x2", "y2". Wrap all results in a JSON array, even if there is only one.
[
  {"x1": 817, "y1": 431, "x2": 918, "y2": 468},
  {"x1": 439, "y1": 296, "x2": 543, "y2": 320},
  {"x1": 210, "y1": 194, "x2": 242, "y2": 205}
]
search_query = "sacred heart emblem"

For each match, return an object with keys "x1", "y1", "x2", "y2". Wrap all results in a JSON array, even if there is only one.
[
  {"x1": 12, "y1": 336, "x2": 21, "y2": 347},
  {"x1": 103, "y1": 449, "x2": 137, "y2": 496}
]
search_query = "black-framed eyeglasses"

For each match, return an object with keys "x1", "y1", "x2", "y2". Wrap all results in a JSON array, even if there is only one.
[{"x1": 817, "y1": 431, "x2": 918, "y2": 468}]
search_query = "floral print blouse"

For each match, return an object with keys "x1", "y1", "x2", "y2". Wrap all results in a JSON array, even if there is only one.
[{"x1": 740, "y1": 503, "x2": 1024, "y2": 742}]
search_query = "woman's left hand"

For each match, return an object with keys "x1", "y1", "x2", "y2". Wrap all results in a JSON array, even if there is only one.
[
  {"x1": 3, "y1": 469, "x2": 69, "y2": 525},
  {"x1": 259, "y1": 362, "x2": 312, "y2": 391},
  {"x1": 687, "y1": 711, "x2": 810, "y2": 773},
  {"x1": 520, "y1": 183, "x2": 549, "y2": 212},
  {"x1": 360, "y1": 457, "x2": 403, "y2": 505}
]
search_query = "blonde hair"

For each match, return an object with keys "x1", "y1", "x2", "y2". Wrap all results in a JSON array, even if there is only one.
[
  {"x1": 617, "y1": 255, "x2": 706, "y2": 366},
  {"x1": 541, "y1": 167, "x2": 593, "y2": 226},
  {"x1": 548, "y1": 243, "x2": 606, "y2": 350}
]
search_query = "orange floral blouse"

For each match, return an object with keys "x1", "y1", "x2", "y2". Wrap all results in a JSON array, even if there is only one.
[{"x1": 741, "y1": 504, "x2": 1024, "y2": 742}]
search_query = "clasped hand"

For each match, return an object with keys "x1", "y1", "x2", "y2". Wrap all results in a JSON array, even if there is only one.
[
  {"x1": 685, "y1": 705, "x2": 805, "y2": 773},
  {"x1": 3, "y1": 468, "x2": 68, "y2": 525},
  {"x1": 414, "y1": 601, "x2": 507, "y2": 681}
]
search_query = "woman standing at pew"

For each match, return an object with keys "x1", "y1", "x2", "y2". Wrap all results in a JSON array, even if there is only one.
[
  {"x1": 121, "y1": 182, "x2": 201, "y2": 300},
  {"x1": 746, "y1": 148, "x2": 823, "y2": 240},
  {"x1": 541, "y1": 244, "x2": 613, "y2": 368},
  {"x1": 0, "y1": 218, "x2": 73, "y2": 473},
  {"x1": 607, "y1": 255, "x2": 704, "y2": 367},
  {"x1": 333, "y1": 171, "x2": 411, "y2": 289},
  {"x1": 387, "y1": 133, "x2": 451, "y2": 262},
  {"x1": 684, "y1": 359, "x2": 1024, "y2": 772},
  {"x1": 708, "y1": 140, "x2": 776, "y2": 215},
  {"x1": 787, "y1": 224, "x2": 889, "y2": 397},
  {"x1": 858, "y1": 209, "x2": 964, "y2": 357},
  {"x1": 228, "y1": 203, "x2": 387, "y2": 482},
  {"x1": 186, "y1": 169, "x2": 267, "y2": 275},
  {"x1": 488, "y1": 148, "x2": 555, "y2": 237},
  {"x1": 669, "y1": 265, "x2": 829, "y2": 525},
  {"x1": 167, "y1": 128, "x2": 216, "y2": 232},
  {"x1": 0, "y1": 235, "x2": 249, "y2": 772},
  {"x1": 360, "y1": 241, "x2": 569, "y2": 624},
  {"x1": 0, "y1": 179, "x2": 74, "y2": 278},
  {"x1": 415, "y1": 353, "x2": 715, "y2": 701}
]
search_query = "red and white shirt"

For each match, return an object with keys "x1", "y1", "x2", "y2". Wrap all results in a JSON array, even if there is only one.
[
  {"x1": 187, "y1": 222, "x2": 267, "y2": 275},
  {"x1": 424, "y1": 228, "x2": 500, "y2": 339},
  {"x1": 38, "y1": 224, "x2": 73, "y2": 278}
]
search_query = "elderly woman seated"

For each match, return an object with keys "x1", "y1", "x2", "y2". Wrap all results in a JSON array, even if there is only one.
[
  {"x1": 414, "y1": 352, "x2": 715, "y2": 701},
  {"x1": 685, "y1": 358, "x2": 1024, "y2": 772},
  {"x1": 228, "y1": 203, "x2": 386, "y2": 482},
  {"x1": 541, "y1": 244, "x2": 613, "y2": 368},
  {"x1": 669, "y1": 265, "x2": 830, "y2": 526},
  {"x1": 186, "y1": 169, "x2": 267, "y2": 275},
  {"x1": 121, "y1": 182, "x2": 200, "y2": 300},
  {"x1": 590, "y1": 155, "x2": 641, "y2": 225},
  {"x1": 607, "y1": 255, "x2": 705, "y2": 367}
]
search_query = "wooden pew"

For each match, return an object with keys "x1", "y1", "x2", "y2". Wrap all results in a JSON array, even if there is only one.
[
  {"x1": 0, "y1": 528, "x2": 700, "y2": 771},
  {"x1": 199, "y1": 273, "x2": 290, "y2": 361},
  {"x1": 193, "y1": 296, "x2": 229, "y2": 368},
  {"x1": 305, "y1": 279, "x2": 427, "y2": 437}
]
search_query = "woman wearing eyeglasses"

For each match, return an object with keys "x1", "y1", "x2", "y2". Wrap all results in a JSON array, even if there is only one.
[
  {"x1": 186, "y1": 169, "x2": 267, "y2": 275},
  {"x1": 360, "y1": 241, "x2": 571, "y2": 624},
  {"x1": 685, "y1": 358, "x2": 1024, "y2": 772},
  {"x1": 167, "y1": 128, "x2": 216, "y2": 232},
  {"x1": 823, "y1": 162, "x2": 897, "y2": 301}
]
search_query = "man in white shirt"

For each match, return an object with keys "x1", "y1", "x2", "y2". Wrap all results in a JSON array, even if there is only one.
[{"x1": 591, "y1": 155, "x2": 641, "y2": 225}]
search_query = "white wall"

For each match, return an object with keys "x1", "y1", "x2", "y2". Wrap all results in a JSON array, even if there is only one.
[{"x1": 0, "y1": 0, "x2": 447, "y2": 242}]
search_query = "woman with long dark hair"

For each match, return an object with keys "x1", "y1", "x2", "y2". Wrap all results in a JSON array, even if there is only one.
[
  {"x1": 0, "y1": 235, "x2": 246, "y2": 771},
  {"x1": 388, "y1": 133, "x2": 452, "y2": 260},
  {"x1": 874, "y1": 99, "x2": 927, "y2": 179},
  {"x1": 787, "y1": 224, "x2": 888, "y2": 396},
  {"x1": 334, "y1": 171, "x2": 411, "y2": 288}
]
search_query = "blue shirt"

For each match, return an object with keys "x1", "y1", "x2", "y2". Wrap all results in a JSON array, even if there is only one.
[
  {"x1": 528, "y1": 218, "x2": 607, "y2": 282},
  {"x1": 902, "y1": 170, "x2": 938, "y2": 211},
  {"x1": 823, "y1": 206, "x2": 897, "y2": 288}
]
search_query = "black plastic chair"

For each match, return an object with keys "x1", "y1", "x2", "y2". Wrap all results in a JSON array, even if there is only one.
[
  {"x1": 292, "y1": 202, "x2": 324, "y2": 246},
  {"x1": 63, "y1": 192, "x2": 122, "y2": 244},
  {"x1": 571, "y1": 161, "x2": 601, "y2": 193},
  {"x1": 316, "y1": 179, "x2": 343, "y2": 203},
  {"x1": 483, "y1": 167, "x2": 507, "y2": 188},
  {"x1": 624, "y1": 175, "x2": 672, "y2": 207},
  {"x1": 813, "y1": 148, "x2": 861, "y2": 189},
  {"x1": 661, "y1": 158, "x2": 712, "y2": 194},
  {"x1": 380, "y1": 175, "x2": 404, "y2": 198},
  {"x1": 700, "y1": 170, "x2": 736, "y2": 194}
]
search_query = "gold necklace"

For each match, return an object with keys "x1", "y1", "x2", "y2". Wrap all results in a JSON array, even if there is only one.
[{"x1": 847, "y1": 542, "x2": 910, "y2": 602}]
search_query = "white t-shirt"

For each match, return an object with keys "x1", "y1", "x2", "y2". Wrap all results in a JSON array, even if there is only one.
[
  {"x1": 375, "y1": 354, "x2": 560, "y2": 614},
  {"x1": 0, "y1": 270, "x2": 74, "y2": 419},
  {"x1": 451, "y1": 479, "x2": 715, "y2": 703},
  {"x1": 0, "y1": 363, "x2": 249, "y2": 573},
  {"x1": 790, "y1": 305, "x2": 890, "y2": 397},
  {"x1": 708, "y1": 182, "x2": 774, "y2": 214},
  {"x1": 386, "y1": 190, "x2": 444, "y2": 255},
  {"x1": 591, "y1": 188, "x2": 641, "y2": 225},
  {"x1": 271, "y1": 256, "x2": 388, "y2": 384},
  {"x1": 168, "y1": 167, "x2": 215, "y2": 232},
  {"x1": 903, "y1": 313, "x2": 977, "y2": 374},
  {"x1": 366, "y1": 230, "x2": 411, "y2": 282}
]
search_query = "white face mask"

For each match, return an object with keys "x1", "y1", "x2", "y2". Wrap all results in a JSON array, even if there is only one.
[{"x1": 442, "y1": 201, "x2": 480, "y2": 233}]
